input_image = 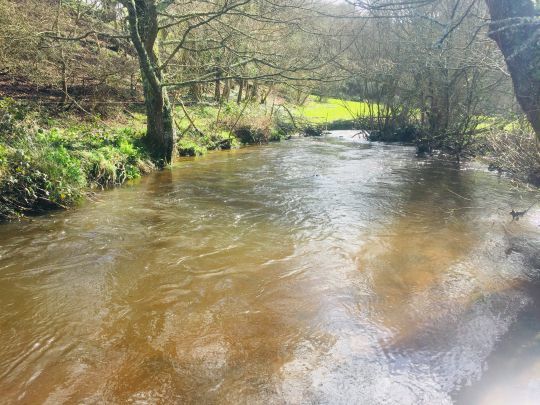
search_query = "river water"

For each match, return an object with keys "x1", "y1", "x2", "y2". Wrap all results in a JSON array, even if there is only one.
[{"x1": 1, "y1": 131, "x2": 539, "y2": 404}]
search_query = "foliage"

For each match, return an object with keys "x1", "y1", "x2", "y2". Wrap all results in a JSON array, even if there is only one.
[
  {"x1": 175, "y1": 101, "x2": 287, "y2": 155},
  {"x1": 0, "y1": 100, "x2": 153, "y2": 220},
  {"x1": 177, "y1": 137, "x2": 208, "y2": 157}
]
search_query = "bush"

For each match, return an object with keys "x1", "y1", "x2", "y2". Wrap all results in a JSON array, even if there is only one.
[
  {"x1": 484, "y1": 126, "x2": 540, "y2": 186},
  {"x1": 302, "y1": 125, "x2": 324, "y2": 137},
  {"x1": 230, "y1": 115, "x2": 274, "y2": 144},
  {"x1": 0, "y1": 101, "x2": 153, "y2": 220}
]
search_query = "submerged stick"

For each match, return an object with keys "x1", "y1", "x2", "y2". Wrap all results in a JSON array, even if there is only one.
[{"x1": 510, "y1": 201, "x2": 537, "y2": 221}]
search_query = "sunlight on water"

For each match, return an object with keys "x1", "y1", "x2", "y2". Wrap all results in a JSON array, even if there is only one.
[{"x1": 0, "y1": 131, "x2": 538, "y2": 403}]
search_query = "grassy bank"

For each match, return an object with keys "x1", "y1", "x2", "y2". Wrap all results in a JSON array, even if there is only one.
[
  {"x1": 0, "y1": 99, "x2": 293, "y2": 220},
  {"x1": 174, "y1": 102, "x2": 290, "y2": 156},
  {"x1": 296, "y1": 97, "x2": 373, "y2": 125},
  {"x1": 2, "y1": 96, "x2": 537, "y2": 220},
  {"x1": 0, "y1": 100, "x2": 153, "y2": 219}
]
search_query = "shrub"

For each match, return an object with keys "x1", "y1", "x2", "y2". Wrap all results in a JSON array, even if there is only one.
[
  {"x1": 484, "y1": 126, "x2": 540, "y2": 186},
  {"x1": 0, "y1": 102, "x2": 153, "y2": 219}
]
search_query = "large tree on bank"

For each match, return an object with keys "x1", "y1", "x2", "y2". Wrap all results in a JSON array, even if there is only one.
[
  {"x1": 120, "y1": 0, "x2": 175, "y2": 164},
  {"x1": 485, "y1": 0, "x2": 540, "y2": 136},
  {"x1": 115, "y1": 0, "x2": 345, "y2": 164}
]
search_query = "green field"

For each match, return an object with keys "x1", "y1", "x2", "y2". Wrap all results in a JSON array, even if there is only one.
[{"x1": 296, "y1": 98, "x2": 376, "y2": 123}]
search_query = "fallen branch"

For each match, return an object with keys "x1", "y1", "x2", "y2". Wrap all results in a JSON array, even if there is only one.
[{"x1": 178, "y1": 99, "x2": 204, "y2": 136}]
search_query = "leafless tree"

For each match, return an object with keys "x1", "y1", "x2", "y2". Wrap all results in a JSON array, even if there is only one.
[{"x1": 347, "y1": 0, "x2": 540, "y2": 139}]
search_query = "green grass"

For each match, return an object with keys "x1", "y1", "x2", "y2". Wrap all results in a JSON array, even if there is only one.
[
  {"x1": 0, "y1": 99, "x2": 153, "y2": 219},
  {"x1": 296, "y1": 97, "x2": 377, "y2": 124},
  {"x1": 476, "y1": 115, "x2": 523, "y2": 132},
  {"x1": 298, "y1": 99, "x2": 522, "y2": 136}
]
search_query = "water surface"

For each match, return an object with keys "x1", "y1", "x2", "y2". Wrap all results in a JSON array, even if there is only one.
[{"x1": 1, "y1": 131, "x2": 539, "y2": 404}]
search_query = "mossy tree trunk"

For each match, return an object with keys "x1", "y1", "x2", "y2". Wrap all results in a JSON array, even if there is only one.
[
  {"x1": 485, "y1": 0, "x2": 540, "y2": 137},
  {"x1": 121, "y1": 0, "x2": 176, "y2": 164}
]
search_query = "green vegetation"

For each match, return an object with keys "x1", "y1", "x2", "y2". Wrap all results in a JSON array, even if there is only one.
[
  {"x1": 0, "y1": 98, "x2": 295, "y2": 220},
  {"x1": 296, "y1": 98, "x2": 374, "y2": 124},
  {"x1": 0, "y1": 99, "x2": 153, "y2": 219},
  {"x1": 1, "y1": 0, "x2": 539, "y2": 220},
  {"x1": 174, "y1": 102, "x2": 289, "y2": 156},
  {"x1": 482, "y1": 121, "x2": 540, "y2": 186}
]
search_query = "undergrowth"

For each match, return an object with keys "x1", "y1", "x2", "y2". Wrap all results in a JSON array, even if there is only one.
[
  {"x1": 483, "y1": 124, "x2": 540, "y2": 186},
  {"x1": 0, "y1": 99, "x2": 296, "y2": 219},
  {"x1": 175, "y1": 101, "x2": 290, "y2": 156},
  {"x1": 0, "y1": 99, "x2": 153, "y2": 220}
]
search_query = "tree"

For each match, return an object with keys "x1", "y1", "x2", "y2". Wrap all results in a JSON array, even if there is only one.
[
  {"x1": 119, "y1": 0, "x2": 175, "y2": 164},
  {"x1": 485, "y1": 0, "x2": 540, "y2": 136},
  {"x1": 336, "y1": 0, "x2": 511, "y2": 159},
  {"x1": 349, "y1": 0, "x2": 540, "y2": 138},
  {"x1": 116, "y1": 0, "x2": 346, "y2": 163}
]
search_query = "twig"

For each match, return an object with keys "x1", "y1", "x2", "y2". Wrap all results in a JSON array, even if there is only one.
[{"x1": 446, "y1": 187, "x2": 472, "y2": 201}]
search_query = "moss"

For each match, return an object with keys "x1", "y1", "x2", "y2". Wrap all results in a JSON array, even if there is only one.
[{"x1": 177, "y1": 128, "x2": 241, "y2": 156}]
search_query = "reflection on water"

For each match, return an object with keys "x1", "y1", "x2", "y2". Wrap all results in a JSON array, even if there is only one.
[{"x1": 0, "y1": 131, "x2": 539, "y2": 404}]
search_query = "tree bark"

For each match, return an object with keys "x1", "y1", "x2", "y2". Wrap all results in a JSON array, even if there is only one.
[
  {"x1": 485, "y1": 0, "x2": 540, "y2": 136},
  {"x1": 122, "y1": 0, "x2": 176, "y2": 164},
  {"x1": 237, "y1": 79, "x2": 244, "y2": 104},
  {"x1": 260, "y1": 83, "x2": 273, "y2": 104},
  {"x1": 250, "y1": 80, "x2": 258, "y2": 101},
  {"x1": 222, "y1": 79, "x2": 231, "y2": 102},
  {"x1": 215, "y1": 68, "x2": 222, "y2": 102}
]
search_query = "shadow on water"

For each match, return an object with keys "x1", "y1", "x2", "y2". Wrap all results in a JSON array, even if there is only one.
[
  {"x1": 356, "y1": 160, "x2": 479, "y2": 339},
  {"x1": 351, "y1": 156, "x2": 540, "y2": 402}
]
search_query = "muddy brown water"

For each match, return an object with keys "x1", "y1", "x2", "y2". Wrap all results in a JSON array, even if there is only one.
[{"x1": 1, "y1": 131, "x2": 539, "y2": 404}]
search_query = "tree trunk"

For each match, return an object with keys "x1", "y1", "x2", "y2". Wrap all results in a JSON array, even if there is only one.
[
  {"x1": 260, "y1": 83, "x2": 273, "y2": 104},
  {"x1": 250, "y1": 80, "x2": 258, "y2": 101},
  {"x1": 214, "y1": 68, "x2": 222, "y2": 102},
  {"x1": 485, "y1": 0, "x2": 540, "y2": 136},
  {"x1": 142, "y1": 77, "x2": 175, "y2": 164},
  {"x1": 237, "y1": 79, "x2": 244, "y2": 104},
  {"x1": 222, "y1": 79, "x2": 231, "y2": 102},
  {"x1": 122, "y1": 0, "x2": 176, "y2": 164},
  {"x1": 189, "y1": 83, "x2": 201, "y2": 101},
  {"x1": 54, "y1": 0, "x2": 68, "y2": 106}
]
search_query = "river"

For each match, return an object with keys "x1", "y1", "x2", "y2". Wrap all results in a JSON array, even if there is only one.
[{"x1": 1, "y1": 131, "x2": 539, "y2": 404}]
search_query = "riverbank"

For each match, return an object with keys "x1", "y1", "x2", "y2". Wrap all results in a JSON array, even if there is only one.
[
  {"x1": 0, "y1": 98, "x2": 296, "y2": 220},
  {"x1": 0, "y1": 102, "x2": 151, "y2": 220},
  {"x1": 1, "y1": 93, "x2": 376, "y2": 220},
  {"x1": 296, "y1": 98, "x2": 540, "y2": 187},
  {"x1": 2, "y1": 96, "x2": 539, "y2": 220}
]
